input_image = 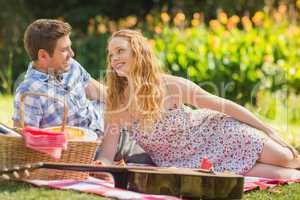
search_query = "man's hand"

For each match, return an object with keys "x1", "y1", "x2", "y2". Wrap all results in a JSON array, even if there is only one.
[{"x1": 85, "y1": 78, "x2": 107, "y2": 101}]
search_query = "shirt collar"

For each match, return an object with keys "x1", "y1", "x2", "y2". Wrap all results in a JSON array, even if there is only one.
[
  {"x1": 25, "y1": 62, "x2": 69, "y2": 83},
  {"x1": 25, "y1": 62, "x2": 51, "y2": 82},
  {"x1": 25, "y1": 61, "x2": 76, "y2": 90}
]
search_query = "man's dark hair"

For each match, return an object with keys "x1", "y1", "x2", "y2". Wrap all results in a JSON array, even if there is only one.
[{"x1": 24, "y1": 19, "x2": 72, "y2": 61}]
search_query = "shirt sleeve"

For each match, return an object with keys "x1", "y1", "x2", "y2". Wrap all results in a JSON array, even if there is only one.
[{"x1": 12, "y1": 92, "x2": 43, "y2": 127}]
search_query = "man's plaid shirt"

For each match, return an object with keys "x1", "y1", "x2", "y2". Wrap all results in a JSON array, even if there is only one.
[{"x1": 13, "y1": 58, "x2": 104, "y2": 135}]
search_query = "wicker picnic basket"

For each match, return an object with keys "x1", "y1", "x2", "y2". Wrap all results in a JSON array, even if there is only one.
[{"x1": 0, "y1": 92, "x2": 101, "y2": 180}]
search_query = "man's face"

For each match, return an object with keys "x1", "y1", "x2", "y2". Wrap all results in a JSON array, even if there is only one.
[{"x1": 46, "y1": 34, "x2": 74, "y2": 73}]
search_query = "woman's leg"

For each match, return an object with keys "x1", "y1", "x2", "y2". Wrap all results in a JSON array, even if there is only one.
[
  {"x1": 244, "y1": 163, "x2": 300, "y2": 179},
  {"x1": 258, "y1": 137, "x2": 300, "y2": 168}
]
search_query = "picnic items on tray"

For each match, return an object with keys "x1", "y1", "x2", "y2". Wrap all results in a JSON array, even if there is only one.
[
  {"x1": 0, "y1": 92, "x2": 100, "y2": 180},
  {"x1": 0, "y1": 162, "x2": 244, "y2": 200}
]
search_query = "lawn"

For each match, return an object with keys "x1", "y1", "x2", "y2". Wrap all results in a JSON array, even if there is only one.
[
  {"x1": 0, "y1": 95, "x2": 14, "y2": 127},
  {"x1": 0, "y1": 180, "x2": 300, "y2": 200},
  {"x1": 1, "y1": 95, "x2": 300, "y2": 199},
  {"x1": 0, "y1": 181, "x2": 110, "y2": 200}
]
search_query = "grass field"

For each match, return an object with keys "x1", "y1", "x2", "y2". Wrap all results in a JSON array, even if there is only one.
[
  {"x1": 0, "y1": 181, "x2": 110, "y2": 200},
  {"x1": 0, "y1": 179, "x2": 300, "y2": 200},
  {"x1": 0, "y1": 95, "x2": 299, "y2": 199},
  {"x1": 0, "y1": 95, "x2": 14, "y2": 127}
]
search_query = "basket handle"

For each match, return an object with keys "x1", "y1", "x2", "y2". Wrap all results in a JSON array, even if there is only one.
[{"x1": 19, "y1": 92, "x2": 68, "y2": 132}]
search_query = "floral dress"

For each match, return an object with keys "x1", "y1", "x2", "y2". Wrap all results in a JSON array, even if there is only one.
[{"x1": 127, "y1": 106, "x2": 266, "y2": 175}]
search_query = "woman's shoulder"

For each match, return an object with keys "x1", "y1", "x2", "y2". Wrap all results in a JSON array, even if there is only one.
[
  {"x1": 160, "y1": 74, "x2": 192, "y2": 90},
  {"x1": 160, "y1": 73, "x2": 187, "y2": 84}
]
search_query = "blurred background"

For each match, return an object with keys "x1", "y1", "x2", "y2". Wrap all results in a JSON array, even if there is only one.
[{"x1": 0, "y1": 0, "x2": 299, "y2": 145}]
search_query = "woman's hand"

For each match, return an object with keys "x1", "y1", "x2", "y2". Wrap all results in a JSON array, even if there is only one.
[
  {"x1": 92, "y1": 159, "x2": 113, "y2": 166},
  {"x1": 92, "y1": 160, "x2": 105, "y2": 165},
  {"x1": 93, "y1": 159, "x2": 127, "y2": 166},
  {"x1": 265, "y1": 127, "x2": 299, "y2": 158},
  {"x1": 91, "y1": 160, "x2": 114, "y2": 181},
  {"x1": 115, "y1": 159, "x2": 126, "y2": 167}
]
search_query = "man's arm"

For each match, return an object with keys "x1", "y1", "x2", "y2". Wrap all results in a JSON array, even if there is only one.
[{"x1": 85, "y1": 78, "x2": 107, "y2": 102}]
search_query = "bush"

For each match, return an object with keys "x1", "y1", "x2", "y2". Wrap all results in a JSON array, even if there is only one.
[
  {"x1": 1, "y1": 2, "x2": 300, "y2": 110},
  {"x1": 151, "y1": 10, "x2": 300, "y2": 105}
]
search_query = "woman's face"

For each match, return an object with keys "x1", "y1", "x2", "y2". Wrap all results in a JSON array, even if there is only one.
[{"x1": 108, "y1": 37, "x2": 134, "y2": 77}]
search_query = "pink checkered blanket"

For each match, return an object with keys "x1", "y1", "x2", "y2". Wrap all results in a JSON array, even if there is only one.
[{"x1": 25, "y1": 176, "x2": 300, "y2": 200}]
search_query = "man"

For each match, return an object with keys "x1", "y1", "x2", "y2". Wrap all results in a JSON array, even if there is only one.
[
  {"x1": 13, "y1": 19, "x2": 105, "y2": 132},
  {"x1": 13, "y1": 19, "x2": 153, "y2": 164}
]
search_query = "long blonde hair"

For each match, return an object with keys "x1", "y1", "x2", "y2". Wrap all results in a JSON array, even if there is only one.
[{"x1": 105, "y1": 29, "x2": 164, "y2": 126}]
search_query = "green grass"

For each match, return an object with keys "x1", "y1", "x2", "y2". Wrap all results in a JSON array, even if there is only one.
[
  {"x1": 244, "y1": 183, "x2": 300, "y2": 200},
  {"x1": 0, "y1": 95, "x2": 13, "y2": 126},
  {"x1": 0, "y1": 181, "x2": 110, "y2": 200},
  {"x1": 1, "y1": 95, "x2": 300, "y2": 199},
  {"x1": 0, "y1": 180, "x2": 299, "y2": 200}
]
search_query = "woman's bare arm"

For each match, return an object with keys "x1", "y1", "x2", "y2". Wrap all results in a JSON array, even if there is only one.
[
  {"x1": 164, "y1": 75, "x2": 298, "y2": 157},
  {"x1": 97, "y1": 122, "x2": 120, "y2": 165}
]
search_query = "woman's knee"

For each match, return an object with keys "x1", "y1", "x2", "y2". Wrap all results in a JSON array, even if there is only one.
[
  {"x1": 277, "y1": 147, "x2": 295, "y2": 164},
  {"x1": 260, "y1": 139, "x2": 294, "y2": 165}
]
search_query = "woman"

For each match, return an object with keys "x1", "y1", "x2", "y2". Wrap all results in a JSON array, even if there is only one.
[{"x1": 99, "y1": 29, "x2": 300, "y2": 179}]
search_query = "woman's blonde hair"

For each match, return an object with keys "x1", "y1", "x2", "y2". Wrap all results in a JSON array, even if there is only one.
[{"x1": 105, "y1": 29, "x2": 164, "y2": 127}]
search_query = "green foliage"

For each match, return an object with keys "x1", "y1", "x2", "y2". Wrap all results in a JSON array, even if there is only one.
[
  {"x1": 72, "y1": 33, "x2": 110, "y2": 79},
  {"x1": 0, "y1": 52, "x2": 13, "y2": 94},
  {"x1": 1, "y1": 1, "x2": 300, "y2": 111},
  {"x1": 246, "y1": 90, "x2": 300, "y2": 125},
  {"x1": 151, "y1": 14, "x2": 300, "y2": 105}
]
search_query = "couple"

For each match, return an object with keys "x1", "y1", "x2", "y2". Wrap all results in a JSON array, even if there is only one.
[{"x1": 14, "y1": 19, "x2": 300, "y2": 179}]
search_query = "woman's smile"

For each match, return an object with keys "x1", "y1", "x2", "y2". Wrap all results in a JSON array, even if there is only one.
[{"x1": 113, "y1": 62, "x2": 126, "y2": 70}]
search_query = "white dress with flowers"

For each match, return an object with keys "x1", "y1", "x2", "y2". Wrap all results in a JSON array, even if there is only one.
[{"x1": 128, "y1": 106, "x2": 266, "y2": 175}]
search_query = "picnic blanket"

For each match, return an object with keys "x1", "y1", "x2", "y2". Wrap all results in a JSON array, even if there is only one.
[
  {"x1": 25, "y1": 176, "x2": 300, "y2": 200},
  {"x1": 26, "y1": 177, "x2": 180, "y2": 200},
  {"x1": 244, "y1": 176, "x2": 300, "y2": 191}
]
